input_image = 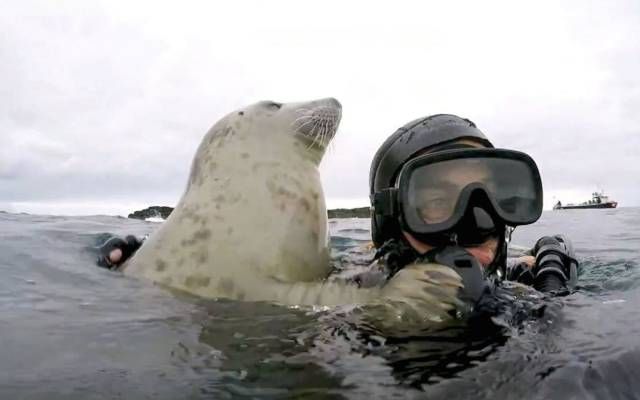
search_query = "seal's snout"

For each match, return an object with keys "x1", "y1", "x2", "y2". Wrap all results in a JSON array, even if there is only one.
[
  {"x1": 320, "y1": 97, "x2": 341, "y2": 110},
  {"x1": 292, "y1": 97, "x2": 342, "y2": 149}
]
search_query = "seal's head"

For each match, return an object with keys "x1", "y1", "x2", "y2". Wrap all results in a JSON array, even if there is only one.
[
  {"x1": 219, "y1": 98, "x2": 341, "y2": 161},
  {"x1": 185, "y1": 98, "x2": 341, "y2": 192}
]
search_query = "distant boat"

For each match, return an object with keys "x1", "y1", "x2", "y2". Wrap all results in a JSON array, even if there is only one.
[{"x1": 553, "y1": 191, "x2": 618, "y2": 210}]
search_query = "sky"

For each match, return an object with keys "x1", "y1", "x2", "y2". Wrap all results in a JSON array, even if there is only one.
[{"x1": 1, "y1": 0, "x2": 639, "y2": 216}]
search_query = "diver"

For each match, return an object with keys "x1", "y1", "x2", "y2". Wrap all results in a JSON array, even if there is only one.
[{"x1": 365, "y1": 114, "x2": 579, "y2": 311}]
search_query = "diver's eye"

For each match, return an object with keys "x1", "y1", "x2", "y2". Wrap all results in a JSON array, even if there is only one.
[
  {"x1": 264, "y1": 101, "x2": 282, "y2": 111},
  {"x1": 428, "y1": 198, "x2": 449, "y2": 209}
]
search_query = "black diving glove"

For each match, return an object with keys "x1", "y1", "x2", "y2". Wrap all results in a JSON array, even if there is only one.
[
  {"x1": 506, "y1": 259, "x2": 535, "y2": 285},
  {"x1": 532, "y1": 235, "x2": 578, "y2": 294},
  {"x1": 97, "y1": 235, "x2": 143, "y2": 269}
]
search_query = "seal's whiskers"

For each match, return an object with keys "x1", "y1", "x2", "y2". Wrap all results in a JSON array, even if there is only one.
[{"x1": 292, "y1": 104, "x2": 341, "y2": 151}]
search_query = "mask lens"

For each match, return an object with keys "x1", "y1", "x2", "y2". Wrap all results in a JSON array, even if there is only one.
[
  {"x1": 491, "y1": 159, "x2": 539, "y2": 219},
  {"x1": 402, "y1": 151, "x2": 541, "y2": 233}
]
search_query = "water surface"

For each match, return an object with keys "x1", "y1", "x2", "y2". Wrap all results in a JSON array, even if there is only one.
[{"x1": 1, "y1": 208, "x2": 639, "y2": 399}]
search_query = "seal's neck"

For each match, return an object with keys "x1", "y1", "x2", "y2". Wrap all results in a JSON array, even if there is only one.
[{"x1": 293, "y1": 135, "x2": 327, "y2": 165}]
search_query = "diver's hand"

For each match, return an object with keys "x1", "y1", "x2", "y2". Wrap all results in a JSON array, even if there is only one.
[
  {"x1": 506, "y1": 255, "x2": 536, "y2": 284},
  {"x1": 532, "y1": 235, "x2": 578, "y2": 293},
  {"x1": 514, "y1": 255, "x2": 535, "y2": 268},
  {"x1": 97, "y1": 235, "x2": 143, "y2": 269}
]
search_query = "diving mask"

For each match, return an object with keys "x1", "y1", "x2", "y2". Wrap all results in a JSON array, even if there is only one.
[{"x1": 372, "y1": 148, "x2": 543, "y2": 246}]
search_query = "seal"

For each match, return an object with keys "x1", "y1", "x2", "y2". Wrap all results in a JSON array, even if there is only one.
[{"x1": 122, "y1": 98, "x2": 464, "y2": 319}]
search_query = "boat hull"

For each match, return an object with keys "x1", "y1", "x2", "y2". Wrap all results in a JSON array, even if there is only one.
[{"x1": 554, "y1": 202, "x2": 618, "y2": 210}]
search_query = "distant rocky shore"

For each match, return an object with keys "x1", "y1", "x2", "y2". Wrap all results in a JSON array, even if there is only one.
[
  {"x1": 128, "y1": 205, "x2": 370, "y2": 220},
  {"x1": 326, "y1": 207, "x2": 370, "y2": 218},
  {"x1": 128, "y1": 206, "x2": 174, "y2": 220}
]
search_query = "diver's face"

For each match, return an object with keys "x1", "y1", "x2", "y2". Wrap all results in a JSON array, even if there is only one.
[
  {"x1": 414, "y1": 163, "x2": 491, "y2": 224},
  {"x1": 409, "y1": 139, "x2": 490, "y2": 225},
  {"x1": 403, "y1": 139, "x2": 498, "y2": 267}
]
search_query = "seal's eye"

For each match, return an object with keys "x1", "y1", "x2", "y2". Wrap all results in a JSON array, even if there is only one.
[{"x1": 264, "y1": 101, "x2": 282, "y2": 111}]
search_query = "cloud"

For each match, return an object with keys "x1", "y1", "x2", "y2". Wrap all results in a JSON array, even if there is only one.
[{"x1": 1, "y1": 0, "x2": 639, "y2": 215}]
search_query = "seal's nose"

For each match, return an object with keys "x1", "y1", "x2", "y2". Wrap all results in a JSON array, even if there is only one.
[{"x1": 318, "y1": 97, "x2": 341, "y2": 110}]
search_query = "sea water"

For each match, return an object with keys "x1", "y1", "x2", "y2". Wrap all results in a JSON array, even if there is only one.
[{"x1": 1, "y1": 208, "x2": 639, "y2": 399}]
